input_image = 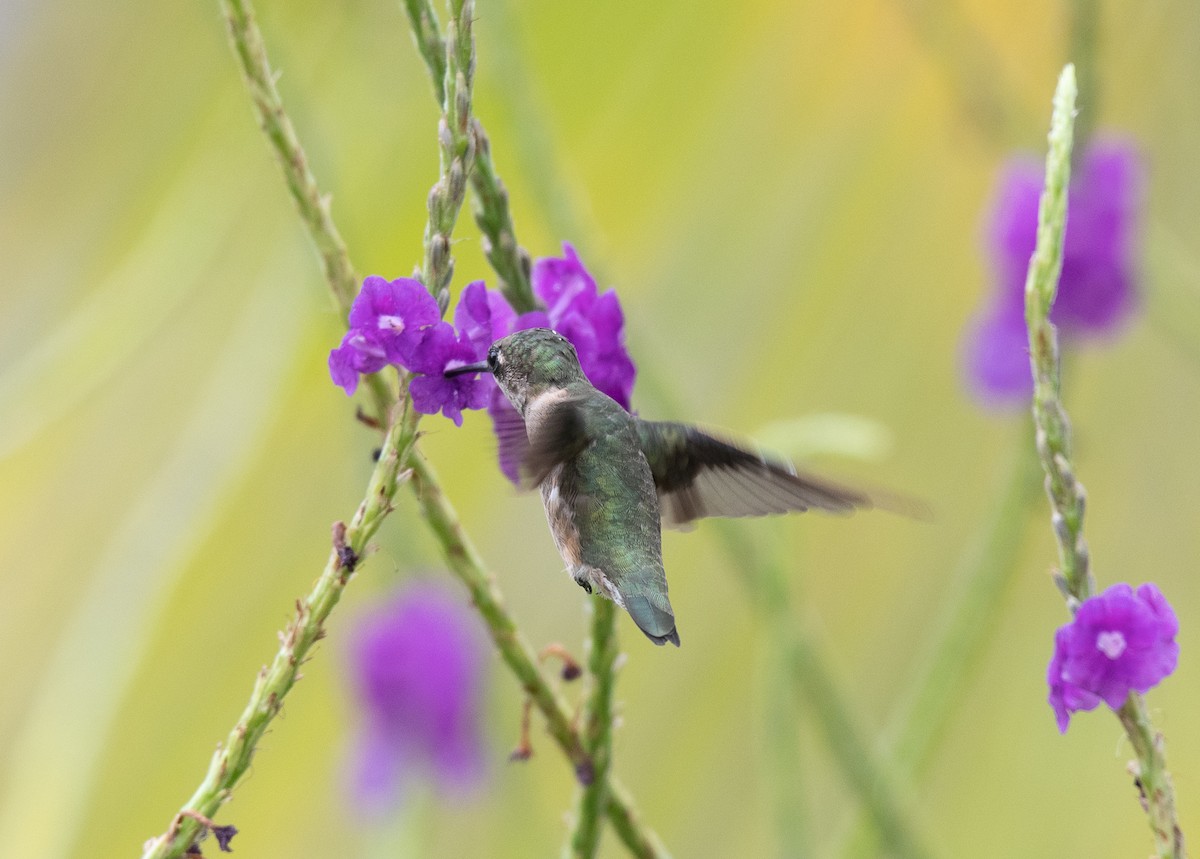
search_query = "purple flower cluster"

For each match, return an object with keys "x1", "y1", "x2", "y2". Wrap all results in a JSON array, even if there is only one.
[
  {"x1": 963, "y1": 139, "x2": 1142, "y2": 406},
  {"x1": 329, "y1": 276, "x2": 494, "y2": 425},
  {"x1": 346, "y1": 582, "x2": 489, "y2": 814},
  {"x1": 329, "y1": 244, "x2": 637, "y2": 479},
  {"x1": 486, "y1": 243, "x2": 637, "y2": 481},
  {"x1": 1047, "y1": 583, "x2": 1179, "y2": 733}
]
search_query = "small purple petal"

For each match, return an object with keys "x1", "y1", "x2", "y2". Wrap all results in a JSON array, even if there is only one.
[
  {"x1": 350, "y1": 276, "x2": 441, "y2": 341},
  {"x1": 512, "y1": 309, "x2": 552, "y2": 333},
  {"x1": 1046, "y1": 581, "x2": 1178, "y2": 732},
  {"x1": 346, "y1": 582, "x2": 489, "y2": 813},
  {"x1": 405, "y1": 322, "x2": 460, "y2": 376},
  {"x1": 962, "y1": 310, "x2": 1032, "y2": 406},
  {"x1": 348, "y1": 723, "x2": 409, "y2": 816},
  {"x1": 329, "y1": 341, "x2": 364, "y2": 396},
  {"x1": 329, "y1": 276, "x2": 444, "y2": 394},
  {"x1": 533, "y1": 242, "x2": 597, "y2": 319},
  {"x1": 407, "y1": 324, "x2": 492, "y2": 426},
  {"x1": 329, "y1": 333, "x2": 389, "y2": 396},
  {"x1": 455, "y1": 281, "x2": 516, "y2": 359},
  {"x1": 590, "y1": 289, "x2": 626, "y2": 342}
]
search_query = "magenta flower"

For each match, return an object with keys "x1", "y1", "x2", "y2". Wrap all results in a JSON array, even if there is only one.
[
  {"x1": 346, "y1": 581, "x2": 489, "y2": 815},
  {"x1": 476, "y1": 245, "x2": 637, "y2": 483},
  {"x1": 407, "y1": 323, "x2": 494, "y2": 426},
  {"x1": 454, "y1": 280, "x2": 516, "y2": 358},
  {"x1": 532, "y1": 243, "x2": 637, "y2": 410},
  {"x1": 329, "y1": 276, "x2": 441, "y2": 395},
  {"x1": 1047, "y1": 582, "x2": 1179, "y2": 733},
  {"x1": 963, "y1": 138, "x2": 1142, "y2": 406},
  {"x1": 327, "y1": 248, "x2": 639, "y2": 465}
]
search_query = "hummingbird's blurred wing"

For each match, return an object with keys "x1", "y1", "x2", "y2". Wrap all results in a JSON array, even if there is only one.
[
  {"x1": 634, "y1": 420, "x2": 871, "y2": 528},
  {"x1": 518, "y1": 394, "x2": 593, "y2": 488}
]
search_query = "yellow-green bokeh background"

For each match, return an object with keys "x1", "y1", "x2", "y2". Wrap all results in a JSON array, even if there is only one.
[{"x1": 3, "y1": 1, "x2": 1199, "y2": 856}]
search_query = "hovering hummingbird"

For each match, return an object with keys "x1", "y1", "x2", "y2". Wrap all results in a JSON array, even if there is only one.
[{"x1": 446, "y1": 327, "x2": 873, "y2": 647}]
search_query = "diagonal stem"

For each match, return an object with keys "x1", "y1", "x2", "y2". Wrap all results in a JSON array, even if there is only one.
[
  {"x1": 140, "y1": 402, "x2": 420, "y2": 859},
  {"x1": 221, "y1": 0, "x2": 358, "y2": 314},
  {"x1": 713, "y1": 523, "x2": 933, "y2": 859}
]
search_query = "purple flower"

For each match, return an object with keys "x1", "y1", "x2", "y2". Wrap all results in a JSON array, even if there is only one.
[
  {"x1": 1047, "y1": 582, "x2": 1179, "y2": 733},
  {"x1": 454, "y1": 280, "x2": 516, "y2": 359},
  {"x1": 346, "y1": 581, "x2": 489, "y2": 815},
  {"x1": 532, "y1": 243, "x2": 637, "y2": 410},
  {"x1": 475, "y1": 245, "x2": 638, "y2": 484},
  {"x1": 327, "y1": 248, "x2": 639, "y2": 459},
  {"x1": 329, "y1": 276, "x2": 441, "y2": 395},
  {"x1": 963, "y1": 138, "x2": 1142, "y2": 406},
  {"x1": 407, "y1": 323, "x2": 493, "y2": 426}
]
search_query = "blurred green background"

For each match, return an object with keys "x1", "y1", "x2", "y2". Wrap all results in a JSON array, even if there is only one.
[{"x1": 2, "y1": 0, "x2": 1199, "y2": 856}]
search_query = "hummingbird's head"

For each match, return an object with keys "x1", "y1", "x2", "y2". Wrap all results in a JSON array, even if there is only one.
[{"x1": 445, "y1": 327, "x2": 586, "y2": 414}]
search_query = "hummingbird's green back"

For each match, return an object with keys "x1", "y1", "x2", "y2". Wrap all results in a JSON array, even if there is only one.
[{"x1": 551, "y1": 383, "x2": 677, "y2": 645}]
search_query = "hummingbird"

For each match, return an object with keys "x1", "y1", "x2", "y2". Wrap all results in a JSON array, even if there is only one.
[{"x1": 446, "y1": 327, "x2": 873, "y2": 647}]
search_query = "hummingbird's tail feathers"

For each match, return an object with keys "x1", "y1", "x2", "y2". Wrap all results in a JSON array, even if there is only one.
[{"x1": 623, "y1": 592, "x2": 681, "y2": 647}]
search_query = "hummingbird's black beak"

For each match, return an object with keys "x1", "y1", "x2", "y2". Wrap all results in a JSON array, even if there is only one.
[{"x1": 444, "y1": 361, "x2": 491, "y2": 378}]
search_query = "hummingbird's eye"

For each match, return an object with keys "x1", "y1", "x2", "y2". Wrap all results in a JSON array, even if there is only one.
[{"x1": 487, "y1": 349, "x2": 499, "y2": 372}]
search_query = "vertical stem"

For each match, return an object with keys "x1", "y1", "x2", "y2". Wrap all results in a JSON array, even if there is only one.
[
  {"x1": 1117, "y1": 696, "x2": 1186, "y2": 858},
  {"x1": 1025, "y1": 65, "x2": 1093, "y2": 604},
  {"x1": 565, "y1": 599, "x2": 619, "y2": 858},
  {"x1": 419, "y1": 0, "x2": 476, "y2": 312},
  {"x1": 403, "y1": 0, "x2": 537, "y2": 312},
  {"x1": 401, "y1": 0, "x2": 447, "y2": 104},
  {"x1": 1027, "y1": 65, "x2": 1185, "y2": 859},
  {"x1": 140, "y1": 405, "x2": 420, "y2": 859}
]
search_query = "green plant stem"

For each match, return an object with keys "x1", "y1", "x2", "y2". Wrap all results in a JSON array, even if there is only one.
[
  {"x1": 140, "y1": 403, "x2": 419, "y2": 859},
  {"x1": 408, "y1": 455, "x2": 668, "y2": 859},
  {"x1": 565, "y1": 599, "x2": 619, "y2": 859},
  {"x1": 403, "y1": 0, "x2": 537, "y2": 312},
  {"x1": 762, "y1": 529, "x2": 811, "y2": 859},
  {"x1": 401, "y1": 0, "x2": 447, "y2": 103},
  {"x1": 884, "y1": 440, "x2": 1039, "y2": 772},
  {"x1": 1026, "y1": 65, "x2": 1092, "y2": 604},
  {"x1": 836, "y1": 437, "x2": 1039, "y2": 858},
  {"x1": 713, "y1": 524, "x2": 931, "y2": 859},
  {"x1": 220, "y1": 0, "x2": 356, "y2": 314},
  {"x1": 419, "y1": 0, "x2": 476, "y2": 312},
  {"x1": 219, "y1": 0, "x2": 396, "y2": 418},
  {"x1": 1027, "y1": 65, "x2": 1185, "y2": 859},
  {"x1": 1117, "y1": 695, "x2": 1186, "y2": 858}
]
